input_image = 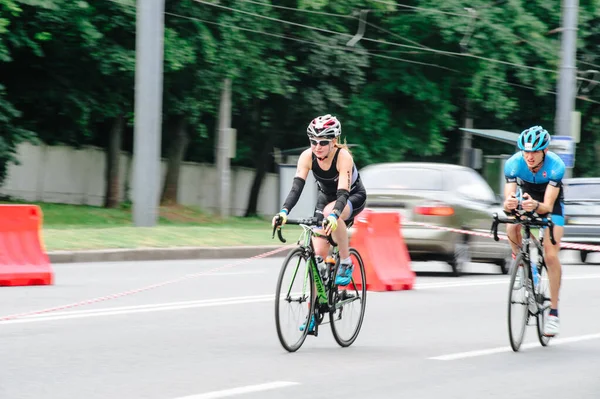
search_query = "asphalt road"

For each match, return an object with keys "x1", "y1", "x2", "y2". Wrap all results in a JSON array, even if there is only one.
[{"x1": 1, "y1": 250, "x2": 600, "y2": 399}]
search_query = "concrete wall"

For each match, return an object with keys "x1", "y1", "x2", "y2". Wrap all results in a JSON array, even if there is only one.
[{"x1": 0, "y1": 142, "x2": 279, "y2": 217}]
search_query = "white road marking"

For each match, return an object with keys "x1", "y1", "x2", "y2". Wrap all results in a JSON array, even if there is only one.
[
  {"x1": 0, "y1": 295, "x2": 275, "y2": 325},
  {"x1": 430, "y1": 333, "x2": 600, "y2": 360},
  {"x1": 54, "y1": 265, "x2": 267, "y2": 276},
  {"x1": 2, "y1": 273, "x2": 599, "y2": 325},
  {"x1": 415, "y1": 273, "x2": 600, "y2": 290},
  {"x1": 192, "y1": 271, "x2": 266, "y2": 276},
  {"x1": 174, "y1": 381, "x2": 300, "y2": 399},
  {"x1": 415, "y1": 279, "x2": 507, "y2": 289}
]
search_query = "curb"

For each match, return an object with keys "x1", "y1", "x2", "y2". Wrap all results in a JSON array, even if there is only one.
[{"x1": 47, "y1": 245, "x2": 291, "y2": 264}]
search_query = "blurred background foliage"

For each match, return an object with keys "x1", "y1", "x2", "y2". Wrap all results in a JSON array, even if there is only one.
[{"x1": 0, "y1": 0, "x2": 598, "y2": 209}]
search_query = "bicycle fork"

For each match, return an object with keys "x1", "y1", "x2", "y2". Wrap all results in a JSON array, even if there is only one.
[{"x1": 519, "y1": 237, "x2": 539, "y2": 316}]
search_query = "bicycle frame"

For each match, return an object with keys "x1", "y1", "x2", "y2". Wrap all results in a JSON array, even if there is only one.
[
  {"x1": 288, "y1": 223, "x2": 338, "y2": 305},
  {"x1": 274, "y1": 216, "x2": 368, "y2": 351},
  {"x1": 519, "y1": 224, "x2": 546, "y2": 273},
  {"x1": 491, "y1": 209, "x2": 555, "y2": 299},
  {"x1": 488, "y1": 207, "x2": 561, "y2": 351}
]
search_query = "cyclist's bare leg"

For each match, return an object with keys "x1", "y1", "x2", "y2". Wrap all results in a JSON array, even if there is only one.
[
  {"x1": 322, "y1": 202, "x2": 352, "y2": 259},
  {"x1": 544, "y1": 226, "x2": 563, "y2": 309},
  {"x1": 312, "y1": 234, "x2": 329, "y2": 260},
  {"x1": 506, "y1": 223, "x2": 522, "y2": 256}
]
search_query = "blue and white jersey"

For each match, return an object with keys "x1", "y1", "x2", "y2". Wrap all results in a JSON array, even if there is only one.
[{"x1": 504, "y1": 151, "x2": 565, "y2": 215}]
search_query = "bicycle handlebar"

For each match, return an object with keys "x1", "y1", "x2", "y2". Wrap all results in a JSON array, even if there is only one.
[
  {"x1": 272, "y1": 220, "x2": 286, "y2": 243},
  {"x1": 490, "y1": 209, "x2": 556, "y2": 245},
  {"x1": 271, "y1": 215, "x2": 337, "y2": 247}
]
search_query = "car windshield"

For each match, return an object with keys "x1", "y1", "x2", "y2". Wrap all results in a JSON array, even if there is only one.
[
  {"x1": 564, "y1": 182, "x2": 600, "y2": 201},
  {"x1": 360, "y1": 167, "x2": 443, "y2": 190},
  {"x1": 450, "y1": 169, "x2": 497, "y2": 203}
]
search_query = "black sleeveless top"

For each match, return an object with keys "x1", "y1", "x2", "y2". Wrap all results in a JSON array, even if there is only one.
[{"x1": 311, "y1": 148, "x2": 361, "y2": 195}]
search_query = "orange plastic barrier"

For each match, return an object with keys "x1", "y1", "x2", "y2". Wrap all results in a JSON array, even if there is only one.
[
  {"x1": 0, "y1": 205, "x2": 53, "y2": 286},
  {"x1": 348, "y1": 209, "x2": 415, "y2": 291}
]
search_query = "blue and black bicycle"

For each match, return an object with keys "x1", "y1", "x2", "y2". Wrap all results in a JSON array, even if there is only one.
[{"x1": 491, "y1": 207, "x2": 556, "y2": 352}]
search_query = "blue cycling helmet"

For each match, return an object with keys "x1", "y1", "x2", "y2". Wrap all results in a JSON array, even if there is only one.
[{"x1": 518, "y1": 126, "x2": 551, "y2": 152}]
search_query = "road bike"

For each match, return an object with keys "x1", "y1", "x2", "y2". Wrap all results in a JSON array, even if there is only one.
[
  {"x1": 491, "y1": 209, "x2": 556, "y2": 352},
  {"x1": 272, "y1": 216, "x2": 367, "y2": 352}
]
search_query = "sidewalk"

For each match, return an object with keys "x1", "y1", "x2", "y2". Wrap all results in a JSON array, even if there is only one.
[{"x1": 48, "y1": 245, "x2": 290, "y2": 264}]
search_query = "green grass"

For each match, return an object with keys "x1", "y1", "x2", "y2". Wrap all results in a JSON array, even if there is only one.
[
  {"x1": 0, "y1": 200, "x2": 302, "y2": 251},
  {"x1": 42, "y1": 225, "x2": 301, "y2": 251}
]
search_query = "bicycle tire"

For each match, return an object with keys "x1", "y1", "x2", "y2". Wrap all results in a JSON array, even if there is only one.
[
  {"x1": 329, "y1": 247, "x2": 367, "y2": 347},
  {"x1": 274, "y1": 247, "x2": 315, "y2": 353},
  {"x1": 508, "y1": 253, "x2": 529, "y2": 352},
  {"x1": 536, "y1": 263, "x2": 552, "y2": 346}
]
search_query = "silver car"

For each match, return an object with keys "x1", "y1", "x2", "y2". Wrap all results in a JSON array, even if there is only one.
[
  {"x1": 562, "y1": 177, "x2": 600, "y2": 263},
  {"x1": 353, "y1": 162, "x2": 511, "y2": 276}
]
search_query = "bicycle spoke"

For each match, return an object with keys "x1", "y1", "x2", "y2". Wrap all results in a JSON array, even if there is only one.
[
  {"x1": 285, "y1": 294, "x2": 308, "y2": 304},
  {"x1": 275, "y1": 248, "x2": 314, "y2": 352},
  {"x1": 329, "y1": 248, "x2": 367, "y2": 347},
  {"x1": 285, "y1": 257, "x2": 303, "y2": 297},
  {"x1": 508, "y1": 256, "x2": 529, "y2": 352},
  {"x1": 536, "y1": 264, "x2": 552, "y2": 346}
]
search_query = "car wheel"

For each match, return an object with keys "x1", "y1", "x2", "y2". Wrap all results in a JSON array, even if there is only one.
[
  {"x1": 496, "y1": 252, "x2": 512, "y2": 275},
  {"x1": 450, "y1": 240, "x2": 471, "y2": 277},
  {"x1": 580, "y1": 250, "x2": 589, "y2": 264}
]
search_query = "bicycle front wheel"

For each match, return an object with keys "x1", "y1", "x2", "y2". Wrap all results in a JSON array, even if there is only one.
[
  {"x1": 508, "y1": 253, "x2": 529, "y2": 352},
  {"x1": 536, "y1": 263, "x2": 552, "y2": 346},
  {"x1": 329, "y1": 247, "x2": 367, "y2": 347},
  {"x1": 274, "y1": 247, "x2": 315, "y2": 352}
]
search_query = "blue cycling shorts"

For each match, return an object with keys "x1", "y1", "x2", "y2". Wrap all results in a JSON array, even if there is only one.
[{"x1": 541, "y1": 202, "x2": 565, "y2": 227}]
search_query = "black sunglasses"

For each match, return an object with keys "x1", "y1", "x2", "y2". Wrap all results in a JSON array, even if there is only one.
[{"x1": 310, "y1": 138, "x2": 332, "y2": 146}]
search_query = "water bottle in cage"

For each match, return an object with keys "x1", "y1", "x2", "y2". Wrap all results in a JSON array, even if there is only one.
[
  {"x1": 530, "y1": 245, "x2": 540, "y2": 291},
  {"x1": 531, "y1": 259, "x2": 540, "y2": 289},
  {"x1": 315, "y1": 256, "x2": 327, "y2": 281}
]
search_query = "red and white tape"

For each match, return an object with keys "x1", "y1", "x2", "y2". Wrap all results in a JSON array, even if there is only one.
[
  {"x1": 404, "y1": 221, "x2": 508, "y2": 240},
  {"x1": 2, "y1": 219, "x2": 599, "y2": 322},
  {"x1": 0, "y1": 244, "x2": 294, "y2": 322},
  {"x1": 404, "y1": 221, "x2": 600, "y2": 252}
]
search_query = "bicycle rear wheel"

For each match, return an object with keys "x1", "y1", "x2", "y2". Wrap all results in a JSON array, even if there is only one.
[
  {"x1": 536, "y1": 263, "x2": 552, "y2": 346},
  {"x1": 508, "y1": 253, "x2": 529, "y2": 352},
  {"x1": 329, "y1": 248, "x2": 367, "y2": 347},
  {"x1": 274, "y1": 247, "x2": 315, "y2": 352}
]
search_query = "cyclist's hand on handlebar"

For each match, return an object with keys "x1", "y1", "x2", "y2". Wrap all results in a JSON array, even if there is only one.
[
  {"x1": 323, "y1": 213, "x2": 338, "y2": 235},
  {"x1": 521, "y1": 193, "x2": 537, "y2": 213},
  {"x1": 504, "y1": 193, "x2": 519, "y2": 211},
  {"x1": 272, "y1": 210, "x2": 288, "y2": 228}
]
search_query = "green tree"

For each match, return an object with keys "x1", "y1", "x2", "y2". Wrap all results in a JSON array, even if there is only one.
[
  {"x1": 160, "y1": 0, "x2": 220, "y2": 204},
  {"x1": 0, "y1": 0, "x2": 53, "y2": 185}
]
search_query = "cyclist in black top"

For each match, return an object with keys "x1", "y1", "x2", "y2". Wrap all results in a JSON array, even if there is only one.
[{"x1": 273, "y1": 114, "x2": 367, "y2": 288}]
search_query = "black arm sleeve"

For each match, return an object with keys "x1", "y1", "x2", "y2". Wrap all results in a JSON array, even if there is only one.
[
  {"x1": 282, "y1": 177, "x2": 306, "y2": 212},
  {"x1": 331, "y1": 188, "x2": 350, "y2": 217}
]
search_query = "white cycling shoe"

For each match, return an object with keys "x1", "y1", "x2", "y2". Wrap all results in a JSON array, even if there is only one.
[{"x1": 544, "y1": 315, "x2": 560, "y2": 337}]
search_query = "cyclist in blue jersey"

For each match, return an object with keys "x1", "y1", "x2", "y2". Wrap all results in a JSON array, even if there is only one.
[{"x1": 503, "y1": 126, "x2": 565, "y2": 337}]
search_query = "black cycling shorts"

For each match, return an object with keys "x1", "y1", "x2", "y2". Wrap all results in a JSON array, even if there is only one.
[{"x1": 313, "y1": 182, "x2": 366, "y2": 228}]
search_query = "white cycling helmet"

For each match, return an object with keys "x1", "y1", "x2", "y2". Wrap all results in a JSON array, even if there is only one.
[{"x1": 307, "y1": 114, "x2": 341, "y2": 139}]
